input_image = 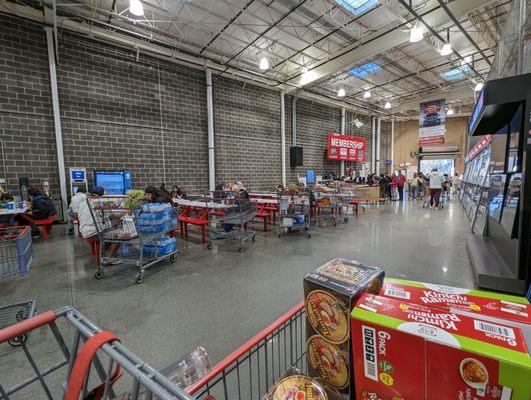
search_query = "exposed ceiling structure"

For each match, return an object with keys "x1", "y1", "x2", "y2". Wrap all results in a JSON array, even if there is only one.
[{"x1": 0, "y1": 0, "x2": 514, "y2": 117}]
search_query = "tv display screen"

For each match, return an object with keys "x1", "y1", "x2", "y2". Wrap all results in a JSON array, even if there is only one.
[
  {"x1": 487, "y1": 174, "x2": 506, "y2": 222},
  {"x1": 500, "y1": 173, "x2": 521, "y2": 238},
  {"x1": 94, "y1": 171, "x2": 125, "y2": 195}
]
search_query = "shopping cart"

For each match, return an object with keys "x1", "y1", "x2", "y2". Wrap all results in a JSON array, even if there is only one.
[
  {"x1": 87, "y1": 196, "x2": 178, "y2": 284},
  {"x1": 187, "y1": 302, "x2": 306, "y2": 400},
  {"x1": 207, "y1": 196, "x2": 257, "y2": 252},
  {"x1": 0, "y1": 300, "x2": 36, "y2": 346},
  {"x1": 277, "y1": 190, "x2": 311, "y2": 238},
  {"x1": 0, "y1": 306, "x2": 193, "y2": 400},
  {"x1": 0, "y1": 226, "x2": 34, "y2": 281},
  {"x1": 313, "y1": 190, "x2": 341, "y2": 226}
]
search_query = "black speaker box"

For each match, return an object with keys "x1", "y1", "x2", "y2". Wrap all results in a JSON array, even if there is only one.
[{"x1": 290, "y1": 146, "x2": 303, "y2": 167}]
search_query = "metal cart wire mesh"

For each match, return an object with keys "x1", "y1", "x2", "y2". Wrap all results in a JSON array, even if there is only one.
[
  {"x1": 0, "y1": 303, "x2": 306, "y2": 400},
  {"x1": 87, "y1": 196, "x2": 178, "y2": 284},
  {"x1": 277, "y1": 190, "x2": 311, "y2": 238},
  {"x1": 187, "y1": 302, "x2": 306, "y2": 400},
  {"x1": 207, "y1": 196, "x2": 257, "y2": 252},
  {"x1": 0, "y1": 226, "x2": 34, "y2": 281},
  {"x1": 0, "y1": 300, "x2": 36, "y2": 346},
  {"x1": 0, "y1": 306, "x2": 193, "y2": 400},
  {"x1": 313, "y1": 190, "x2": 342, "y2": 227}
]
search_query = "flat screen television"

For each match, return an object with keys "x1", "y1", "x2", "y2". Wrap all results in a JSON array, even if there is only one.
[
  {"x1": 487, "y1": 174, "x2": 507, "y2": 222},
  {"x1": 500, "y1": 173, "x2": 521, "y2": 238},
  {"x1": 94, "y1": 171, "x2": 127, "y2": 195}
]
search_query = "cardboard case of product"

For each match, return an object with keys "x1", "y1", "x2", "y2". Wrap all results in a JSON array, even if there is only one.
[
  {"x1": 380, "y1": 278, "x2": 531, "y2": 345},
  {"x1": 304, "y1": 258, "x2": 384, "y2": 397},
  {"x1": 351, "y1": 293, "x2": 531, "y2": 400}
]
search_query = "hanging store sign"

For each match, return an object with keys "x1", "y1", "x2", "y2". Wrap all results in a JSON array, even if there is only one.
[
  {"x1": 327, "y1": 134, "x2": 366, "y2": 161},
  {"x1": 419, "y1": 99, "x2": 446, "y2": 145}
]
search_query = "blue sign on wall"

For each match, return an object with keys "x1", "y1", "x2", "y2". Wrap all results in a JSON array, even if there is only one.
[
  {"x1": 385, "y1": 160, "x2": 392, "y2": 166},
  {"x1": 71, "y1": 170, "x2": 85, "y2": 180}
]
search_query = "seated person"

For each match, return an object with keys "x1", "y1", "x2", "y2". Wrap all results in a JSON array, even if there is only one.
[
  {"x1": 0, "y1": 186, "x2": 15, "y2": 226},
  {"x1": 145, "y1": 186, "x2": 172, "y2": 203},
  {"x1": 22, "y1": 188, "x2": 57, "y2": 237},
  {"x1": 78, "y1": 187, "x2": 120, "y2": 263},
  {"x1": 67, "y1": 187, "x2": 87, "y2": 234},
  {"x1": 171, "y1": 185, "x2": 186, "y2": 200}
]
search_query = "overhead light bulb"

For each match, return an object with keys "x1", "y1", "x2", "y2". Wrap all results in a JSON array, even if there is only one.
[
  {"x1": 474, "y1": 82, "x2": 484, "y2": 92},
  {"x1": 409, "y1": 25, "x2": 424, "y2": 43},
  {"x1": 302, "y1": 66, "x2": 309, "y2": 74},
  {"x1": 259, "y1": 57, "x2": 269, "y2": 70},
  {"x1": 338, "y1": 88, "x2": 346, "y2": 97},
  {"x1": 440, "y1": 43, "x2": 453, "y2": 56},
  {"x1": 363, "y1": 91, "x2": 371, "y2": 99},
  {"x1": 447, "y1": 108, "x2": 455, "y2": 115},
  {"x1": 384, "y1": 101, "x2": 392, "y2": 109},
  {"x1": 129, "y1": 0, "x2": 144, "y2": 16}
]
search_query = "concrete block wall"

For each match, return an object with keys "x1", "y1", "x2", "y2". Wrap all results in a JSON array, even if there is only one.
[{"x1": 0, "y1": 14, "x2": 393, "y2": 198}]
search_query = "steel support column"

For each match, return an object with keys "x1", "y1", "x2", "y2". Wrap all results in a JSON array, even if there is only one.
[
  {"x1": 376, "y1": 118, "x2": 381, "y2": 175},
  {"x1": 45, "y1": 27, "x2": 68, "y2": 220},
  {"x1": 281, "y1": 91, "x2": 286, "y2": 187},
  {"x1": 340, "y1": 107, "x2": 346, "y2": 177},
  {"x1": 206, "y1": 69, "x2": 215, "y2": 192}
]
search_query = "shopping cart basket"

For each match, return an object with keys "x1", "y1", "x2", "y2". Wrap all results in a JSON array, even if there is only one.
[
  {"x1": 0, "y1": 300, "x2": 36, "y2": 346},
  {"x1": 207, "y1": 197, "x2": 257, "y2": 252},
  {"x1": 0, "y1": 226, "x2": 34, "y2": 281},
  {"x1": 0, "y1": 306, "x2": 193, "y2": 400},
  {"x1": 187, "y1": 302, "x2": 306, "y2": 400},
  {"x1": 277, "y1": 191, "x2": 311, "y2": 238}
]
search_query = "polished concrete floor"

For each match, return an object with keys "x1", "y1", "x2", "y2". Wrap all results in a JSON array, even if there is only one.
[{"x1": 0, "y1": 198, "x2": 475, "y2": 394}]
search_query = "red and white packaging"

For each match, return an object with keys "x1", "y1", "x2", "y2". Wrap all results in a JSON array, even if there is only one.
[{"x1": 351, "y1": 294, "x2": 531, "y2": 400}]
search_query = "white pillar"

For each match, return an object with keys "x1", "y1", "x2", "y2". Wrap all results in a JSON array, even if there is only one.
[
  {"x1": 206, "y1": 69, "x2": 215, "y2": 192},
  {"x1": 371, "y1": 116, "x2": 376, "y2": 173},
  {"x1": 340, "y1": 107, "x2": 346, "y2": 177},
  {"x1": 280, "y1": 91, "x2": 286, "y2": 187},
  {"x1": 45, "y1": 27, "x2": 68, "y2": 220},
  {"x1": 391, "y1": 117, "x2": 395, "y2": 173},
  {"x1": 376, "y1": 117, "x2": 381, "y2": 175}
]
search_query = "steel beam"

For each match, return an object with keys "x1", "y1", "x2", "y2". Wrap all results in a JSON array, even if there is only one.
[
  {"x1": 45, "y1": 27, "x2": 68, "y2": 220},
  {"x1": 393, "y1": 88, "x2": 473, "y2": 113},
  {"x1": 283, "y1": 0, "x2": 498, "y2": 91}
]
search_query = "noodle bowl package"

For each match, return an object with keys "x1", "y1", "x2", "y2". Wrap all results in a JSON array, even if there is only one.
[
  {"x1": 351, "y1": 294, "x2": 531, "y2": 400},
  {"x1": 303, "y1": 258, "x2": 384, "y2": 398}
]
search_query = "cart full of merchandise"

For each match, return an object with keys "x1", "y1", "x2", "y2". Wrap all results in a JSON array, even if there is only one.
[
  {"x1": 87, "y1": 195, "x2": 178, "y2": 284},
  {"x1": 206, "y1": 195, "x2": 258, "y2": 252},
  {"x1": 277, "y1": 189, "x2": 311, "y2": 238},
  {"x1": 337, "y1": 185, "x2": 361, "y2": 221}
]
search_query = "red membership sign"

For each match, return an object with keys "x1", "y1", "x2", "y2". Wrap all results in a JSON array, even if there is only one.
[{"x1": 327, "y1": 134, "x2": 366, "y2": 161}]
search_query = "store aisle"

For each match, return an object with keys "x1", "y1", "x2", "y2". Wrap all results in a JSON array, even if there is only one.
[{"x1": 0, "y1": 198, "x2": 474, "y2": 370}]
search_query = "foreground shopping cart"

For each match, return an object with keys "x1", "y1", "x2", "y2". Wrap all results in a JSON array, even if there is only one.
[
  {"x1": 0, "y1": 226, "x2": 34, "y2": 281},
  {"x1": 187, "y1": 302, "x2": 306, "y2": 400},
  {"x1": 0, "y1": 302, "x2": 306, "y2": 400},
  {"x1": 0, "y1": 307, "x2": 192, "y2": 400}
]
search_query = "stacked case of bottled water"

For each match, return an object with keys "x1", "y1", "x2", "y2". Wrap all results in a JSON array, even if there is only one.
[
  {"x1": 142, "y1": 235, "x2": 176, "y2": 256},
  {"x1": 137, "y1": 203, "x2": 174, "y2": 234}
]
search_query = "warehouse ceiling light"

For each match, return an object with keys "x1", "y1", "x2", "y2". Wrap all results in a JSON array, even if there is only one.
[
  {"x1": 447, "y1": 108, "x2": 455, "y2": 115},
  {"x1": 440, "y1": 28, "x2": 453, "y2": 56},
  {"x1": 353, "y1": 119, "x2": 364, "y2": 128},
  {"x1": 300, "y1": 69, "x2": 317, "y2": 85},
  {"x1": 338, "y1": 88, "x2": 346, "y2": 97},
  {"x1": 259, "y1": 57, "x2": 269, "y2": 70},
  {"x1": 384, "y1": 101, "x2": 392, "y2": 109},
  {"x1": 409, "y1": 24, "x2": 424, "y2": 43},
  {"x1": 302, "y1": 66, "x2": 309, "y2": 74},
  {"x1": 474, "y1": 82, "x2": 484, "y2": 92},
  {"x1": 440, "y1": 43, "x2": 453, "y2": 56},
  {"x1": 129, "y1": 0, "x2": 144, "y2": 16},
  {"x1": 363, "y1": 90, "x2": 371, "y2": 99}
]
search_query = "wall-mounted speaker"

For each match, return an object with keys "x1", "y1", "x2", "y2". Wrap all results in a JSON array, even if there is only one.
[{"x1": 290, "y1": 146, "x2": 303, "y2": 167}]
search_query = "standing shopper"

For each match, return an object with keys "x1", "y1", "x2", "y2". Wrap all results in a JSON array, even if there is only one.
[
  {"x1": 378, "y1": 174, "x2": 388, "y2": 199},
  {"x1": 397, "y1": 170, "x2": 406, "y2": 201},
  {"x1": 451, "y1": 173, "x2": 460, "y2": 195},
  {"x1": 390, "y1": 174, "x2": 398, "y2": 201},
  {"x1": 428, "y1": 168, "x2": 444, "y2": 209}
]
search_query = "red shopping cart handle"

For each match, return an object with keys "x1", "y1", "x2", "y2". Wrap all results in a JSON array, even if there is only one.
[
  {"x1": 187, "y1": 301, "x2": 304, "y2": 395},
  {"x1": 0, "y1": 310, "x2": 56, "y2": 344}
]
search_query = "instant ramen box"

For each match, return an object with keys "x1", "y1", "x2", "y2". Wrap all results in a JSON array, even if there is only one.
[
  {"x1": 351, "y1": 293, "x2": 531, "y2": 400},
  {"x1": 303, "y1": 258, "x2": 384, "y2": 398}
]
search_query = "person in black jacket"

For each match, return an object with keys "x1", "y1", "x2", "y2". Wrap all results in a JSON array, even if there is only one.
[{"x1": 24, "y1": 188, "x2": 56, "y2": 237}]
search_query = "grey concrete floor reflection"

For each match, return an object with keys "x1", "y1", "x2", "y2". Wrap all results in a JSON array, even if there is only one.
[{"x1": 0, "y1": 198, "x2": 474, "y2": 372}]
